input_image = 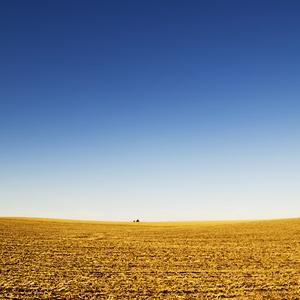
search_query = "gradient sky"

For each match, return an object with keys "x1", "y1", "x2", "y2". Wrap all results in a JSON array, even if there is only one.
[{"x1": 1, "y1": 0, "x2": 300, "y2": 221}]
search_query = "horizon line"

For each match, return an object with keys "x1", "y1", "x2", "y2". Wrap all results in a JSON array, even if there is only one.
[{"x1": 1, "y1": 215, "x2": 299, "y2": 224}]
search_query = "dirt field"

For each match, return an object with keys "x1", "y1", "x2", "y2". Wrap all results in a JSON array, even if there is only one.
[{"x1": 0, "y1": 217, "x2": 299, "y2": 299}]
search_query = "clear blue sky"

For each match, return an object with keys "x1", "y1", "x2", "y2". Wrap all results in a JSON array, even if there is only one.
[{"x1": 1, "y1": 0, "x2": 300, "y2": 220}]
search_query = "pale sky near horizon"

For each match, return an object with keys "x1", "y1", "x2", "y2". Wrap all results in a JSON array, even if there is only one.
[{"x1": 1, "y1": 0, "x2": 300, "y2": 221}]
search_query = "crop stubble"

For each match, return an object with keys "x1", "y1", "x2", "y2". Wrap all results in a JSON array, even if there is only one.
[{"x1": 0, "y1": 218, "x2": 299, "y2": 299}]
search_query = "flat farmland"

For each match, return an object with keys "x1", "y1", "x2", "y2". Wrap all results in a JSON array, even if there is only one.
[{"x1": 0, "y1": 218, "x2": 299, "y2": 299}]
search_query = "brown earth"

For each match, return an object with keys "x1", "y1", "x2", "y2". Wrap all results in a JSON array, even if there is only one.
[{"x1": 0, "y1": 217, "x2": 299, "y2": 299}]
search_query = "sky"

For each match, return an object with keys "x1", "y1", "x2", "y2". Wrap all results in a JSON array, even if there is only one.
[{"x1": 1, "y1": 0, "x2": 300, "y2": 221}]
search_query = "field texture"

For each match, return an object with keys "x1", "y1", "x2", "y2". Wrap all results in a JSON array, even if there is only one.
[{"x1": 0, "y1": 218, "x2": 299, "y2": 299}]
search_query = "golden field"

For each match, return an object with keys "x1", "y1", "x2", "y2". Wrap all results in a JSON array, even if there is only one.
[{"x1": 0, "y1": 217, "x2": 299, "y2": 299}]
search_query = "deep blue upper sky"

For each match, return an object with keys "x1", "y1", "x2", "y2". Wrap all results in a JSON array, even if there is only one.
[{"x1": 1, "y1": 1, "x2": 300, "y2": 220}]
